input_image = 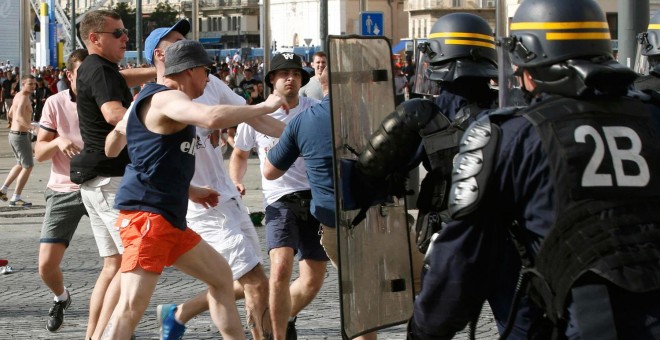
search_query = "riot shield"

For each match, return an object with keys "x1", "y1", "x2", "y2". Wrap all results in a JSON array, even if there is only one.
[
  {"x1": 496, "y1": 0, "x2": 524, "y2": 107},
  {"x1": 327, "y1": 35, "x2": 415, "y2": 339}
]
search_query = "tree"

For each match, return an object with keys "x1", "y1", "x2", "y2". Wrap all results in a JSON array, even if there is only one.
[
  {"x1": 112, "y1": 2, "x2": 137, "y2": 50},
  {"x1": 149, "y1": 3, "x2": 178, "y2": 29}
]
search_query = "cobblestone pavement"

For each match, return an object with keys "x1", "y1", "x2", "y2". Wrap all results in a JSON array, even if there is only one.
[{"x1": 0, "y1": 122, "x2": 499, "y2": 339}]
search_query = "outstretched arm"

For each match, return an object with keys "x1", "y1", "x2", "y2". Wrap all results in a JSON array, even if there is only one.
[{"x1": 119, "y1": 67, "x2": 156, "y2": 88}]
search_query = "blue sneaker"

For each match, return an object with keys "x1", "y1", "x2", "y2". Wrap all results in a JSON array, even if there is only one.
[{"x1": 157, "y1": 304, "x2": 186, "y2": 340}]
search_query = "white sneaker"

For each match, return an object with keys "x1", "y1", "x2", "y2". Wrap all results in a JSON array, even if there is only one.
[{"x1": 1, "y1": 266, "x2": 13, "y2": 274}]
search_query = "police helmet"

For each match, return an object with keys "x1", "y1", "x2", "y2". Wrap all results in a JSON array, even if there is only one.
[
  {"x1": 506, "y1": 0, "x2": 613, "y2": 68},
  {"x1": 635, "y1": 10, "x2": 660, "y2": 76},
  {"x1": 641, "y1": 10, "x2": 660, "y2": 57},
  {"x1": 414, "y1": 13, "x2": 497, "y2": 95}
]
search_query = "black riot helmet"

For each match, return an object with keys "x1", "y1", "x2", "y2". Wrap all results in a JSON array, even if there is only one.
[
  {"x1": 640, "y1": 10, "x2": 660, "y2": 57},
  {"x1": 504, "y1": 0, "x2": 635, "y2": 97},
  {"x1": 414, "y1": 13, "x2": 497, "y2": 95},
  {"x1": 506, "y1": 0, "x2": 613, "y2": 68},
  {"x1": 635, "y1": 10, "x2": 660, "y2": 76}
]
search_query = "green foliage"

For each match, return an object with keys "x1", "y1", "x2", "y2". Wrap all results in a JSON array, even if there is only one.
[
  {"x1": 149, "y1": 2, "x2": 178, "y2": 29},
  {"x1": 112, "y1": 2, "x2": 137, "y2": 49}
]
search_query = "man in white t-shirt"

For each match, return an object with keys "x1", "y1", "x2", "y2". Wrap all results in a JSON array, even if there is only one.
[
  {"x1": 230, "y1": 53, "x2": 328, "y2": 340},
  {"x1": 298, "y1": 51, "x2": 326, "y2": 100},
  {"x1": 232, "y1": 50, "x2": 242, "y2": 64}
]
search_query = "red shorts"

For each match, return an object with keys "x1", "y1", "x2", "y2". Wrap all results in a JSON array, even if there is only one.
[{"x1": 116, "y1": 210, "x2": 201, "y2": 274}]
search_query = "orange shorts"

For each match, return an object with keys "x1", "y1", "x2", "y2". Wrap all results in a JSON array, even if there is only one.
[{"x1": 116, "y1": 210, "x2": 201, "y2": 274}]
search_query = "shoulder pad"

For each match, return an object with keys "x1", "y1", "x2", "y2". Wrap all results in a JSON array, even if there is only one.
[
  {"x1": 488, "y1": 106, "x2": 525, "y2": 118},
  {"x1": 447, "y1": 114, "x2": 500, "y2": 219}
]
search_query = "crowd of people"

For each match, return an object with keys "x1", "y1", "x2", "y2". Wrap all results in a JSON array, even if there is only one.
[{"x1": 2, "y1": 0, "x2": 660, "y2": 339}]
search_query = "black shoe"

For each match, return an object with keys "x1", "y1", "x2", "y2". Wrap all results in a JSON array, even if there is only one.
[
  {"x1": 46, "y1": 293, "x2": 71, "y2": 332},
  {"x1": 286, "y1": 316, "x2": 297, "y2": 340}
]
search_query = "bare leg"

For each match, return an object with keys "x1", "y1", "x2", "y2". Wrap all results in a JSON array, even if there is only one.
[
  {"x1": 13, "y1": 167, "x2": 32, "y2": 195},
  {"x1": 2, "y1": 164, "x2": 22, "y2": 188},
  {"x1": 174, "y1": 240, "x2": 245, "y2": 339},
  {"x1": 175, "y1": 264, "x2": 270, "y2": 340},
  {"x1": 38, "y1": 243, "x2": 67, "y2": 297},
  {"x1": 91, "y1": 271, "x2": 122, "y2": 340},
  {"x1": 289, "y1": 259, "x2": 326, "y2": 316},
  {"x1": 238, "y1": 264, "x2": 271, "y2": 340},
  {"x1": 102, "y1": 268, "x2": 160, "y2": 339},
  {"x1": 269, "y1": 247, "x2": 295, "y2": 340},
  {"x1": 86, "y1": 254, "x2": 121, "y2": 339}
]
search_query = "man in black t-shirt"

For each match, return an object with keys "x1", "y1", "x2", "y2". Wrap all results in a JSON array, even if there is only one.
[{"x1": 73, "y1": 9, "x2": 156, "y2": 340}]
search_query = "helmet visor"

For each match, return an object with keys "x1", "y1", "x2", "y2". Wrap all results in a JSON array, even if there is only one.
[
  {"x1": 634, "y1": 41, "x2": 650, "y2": 75},
  {"x1": 413, "y1": 46, "x2": 440, "y2": 96}
]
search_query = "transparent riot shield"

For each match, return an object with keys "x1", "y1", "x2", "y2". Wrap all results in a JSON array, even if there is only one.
[{"x1": 327, "y1": 35, "x2": 414, "y2": 339}]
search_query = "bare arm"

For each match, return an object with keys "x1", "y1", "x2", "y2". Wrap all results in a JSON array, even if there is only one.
[
  {"x1": 119, "y1": 67, "x2": 156, "y2": 88},
  {"x1": 154, "y1": 90, "x2": 288, "y2": 129},
  {"x1": 35, "y1": 129, "x2": 81, "y2": 162},
  {"x1": 263, "y1": 156, "x2": 286, "y2": 180},
  {"x1": 105, "y1": 105, "x2": 131, "y2": 157},
  {"x1": 244, "y1": 115, "x2": 285, "y2": 138},
  {"x1": 100, "y1": 101, "x2": 127, "y2": 126},
  {"x1": 229, "y1": 147, "x2": 251, "y2": 196}
]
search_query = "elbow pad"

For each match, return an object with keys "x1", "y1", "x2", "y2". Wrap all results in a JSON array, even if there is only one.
[{"x1": 358, "y1": 98, "x2": 444, "y2": 178}]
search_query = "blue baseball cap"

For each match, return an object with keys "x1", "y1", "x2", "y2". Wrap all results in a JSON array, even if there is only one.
[{"x1": 143, "y1": 19, "x2": 191, "y2": 65}]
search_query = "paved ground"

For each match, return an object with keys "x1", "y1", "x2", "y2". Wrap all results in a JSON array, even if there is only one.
[{"x1": 0, "y1": 119, "x2": 499, "y2": 339}]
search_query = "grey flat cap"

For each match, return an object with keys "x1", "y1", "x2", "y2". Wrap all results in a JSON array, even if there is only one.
[{"x1": 164, "y1": 40, "x2": 213, "y2": 76}]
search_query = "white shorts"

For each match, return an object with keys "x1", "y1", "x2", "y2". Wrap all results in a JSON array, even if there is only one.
[
  {"x1": 187, "y1": 197, "x2": 262, "y2": 280},
  {"x1": 81, "y1": 176, "x2": 123, "y2": 257}
]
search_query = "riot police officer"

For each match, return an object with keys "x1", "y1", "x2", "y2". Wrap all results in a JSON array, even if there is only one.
[
  {"x1": 355, "y1": 13, "x2": 499, "y2": 253},
  {"x1": 635, "y1": 9, "x2": 660, "y2": 91},
  {"x1": 408, "y1": 0, "x2": 660, "y2": 339}
]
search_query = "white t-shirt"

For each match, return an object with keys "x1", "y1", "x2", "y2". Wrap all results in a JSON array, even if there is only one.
[
  {"x1": 187, "y1": 76, "x2": 247, "y2": 218},
  {"x1": 234, "y1": 96, "x2": 320, "y2": 207}
]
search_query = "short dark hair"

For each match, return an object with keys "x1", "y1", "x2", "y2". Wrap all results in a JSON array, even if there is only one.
[
  {"x1": 67, "y1": 49, "x2": 89, "y2": 71},
  {"x1": 80, "y1": 10, "x2": 121, "y2": 45},
  {"x1": 312, "y1": 51, "x2": 327, "y2": 59}
]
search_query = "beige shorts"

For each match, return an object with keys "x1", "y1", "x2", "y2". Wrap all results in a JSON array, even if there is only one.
[{"x1": 320, "y1": 224, "x2": 338, "y2": 268}]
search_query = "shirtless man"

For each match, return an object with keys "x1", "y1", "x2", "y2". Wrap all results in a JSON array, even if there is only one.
[{"x1": 1, "y1": 75, "x2": 37, "y2": 206}]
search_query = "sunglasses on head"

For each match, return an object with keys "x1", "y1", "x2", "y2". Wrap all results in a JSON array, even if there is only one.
[{"x1": 95, "y1": 28, "x2": 129, "y2": 39}]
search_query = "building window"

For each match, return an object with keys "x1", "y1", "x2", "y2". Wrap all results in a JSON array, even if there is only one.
[{"x1": 453, "y1": 0, "x2": 461, "y2": 7}]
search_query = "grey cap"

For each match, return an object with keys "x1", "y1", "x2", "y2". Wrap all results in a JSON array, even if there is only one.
[{"x1": 164, "y1": 40, "x2": 213, "y2": 76}]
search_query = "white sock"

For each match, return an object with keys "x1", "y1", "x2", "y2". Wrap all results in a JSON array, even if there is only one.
[
  {"x1": 288, "y1": 316, "x2": 297, "y2": 323},
  {"x1": 10, "y1": 194, "x2": 20, "y2": 201},
  {"x1": 0, "y1": 186, "x2": 7, "y2": 193},
  {"x1": 54, "y1": 288, "x2": 69, "y2": 302}
]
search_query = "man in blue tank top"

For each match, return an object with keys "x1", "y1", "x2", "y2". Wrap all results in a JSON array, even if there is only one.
[{"x1": 101, "y1": 40, "x2": 289, "y2": 339}]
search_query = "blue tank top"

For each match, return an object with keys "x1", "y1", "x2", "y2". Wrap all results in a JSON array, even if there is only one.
[{"x1": 114, "y1": 83, "x2": 196, "y2": 230}]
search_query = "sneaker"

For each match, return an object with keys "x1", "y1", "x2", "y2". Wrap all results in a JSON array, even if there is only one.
[
  {"x1": 286, "y1": 316, "x2": 297, "y2": 340},
  {"x1": 0, "y1": 259, "x2": 7, "y2": 267},
  {"x1": 157, "y1": 304, "x2": 186, "y2": 340},
  {"x1": 0, "y1": 266, "x2": 12, "y2": 274},
  {"x1": 47, "y1": 292, "x2": 71, "y2": 332},
  {"x1": 0, "y1": 191, "x2": 7, "y2": 202},
  {"x1": 9, "y1": 199, "x2": 32, "y2": 207}
]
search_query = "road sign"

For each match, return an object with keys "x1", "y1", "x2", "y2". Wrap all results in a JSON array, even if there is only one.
[{"x1": 360, "y1": 11, "x2": 384, "y2": 36}]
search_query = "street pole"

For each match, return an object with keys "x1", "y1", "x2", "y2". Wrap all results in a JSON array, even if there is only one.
[
  {"x1": 192, "y1": 0, "x2": 199, "y2": 41},
  {"x1": 263, "y1": 0, "x2": 271, "y2": 95},
  {"x1": 319, "y1": 0, "x2": 327, "y2": 51},
  {"x1": 136, "y1": 0, "x2": 143, "y2": 65},
  {"x1": 20, "y1": 0, "x2": 31, "y2": 77},
  {"x1": 70, "y1": 0, "x2": 76, "y2": 53},
  {"x1": 618, "y1": 0, "x2": 649, "y2": 67}
]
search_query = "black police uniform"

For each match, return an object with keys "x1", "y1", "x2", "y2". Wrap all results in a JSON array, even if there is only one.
[{"x1": 410, "y1": 0, "x2": 660, "y2": 339}]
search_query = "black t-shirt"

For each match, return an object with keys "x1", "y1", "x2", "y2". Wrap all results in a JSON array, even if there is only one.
[{"x1": 75, "y1": 54, "x2": 132, "y2": 176}]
